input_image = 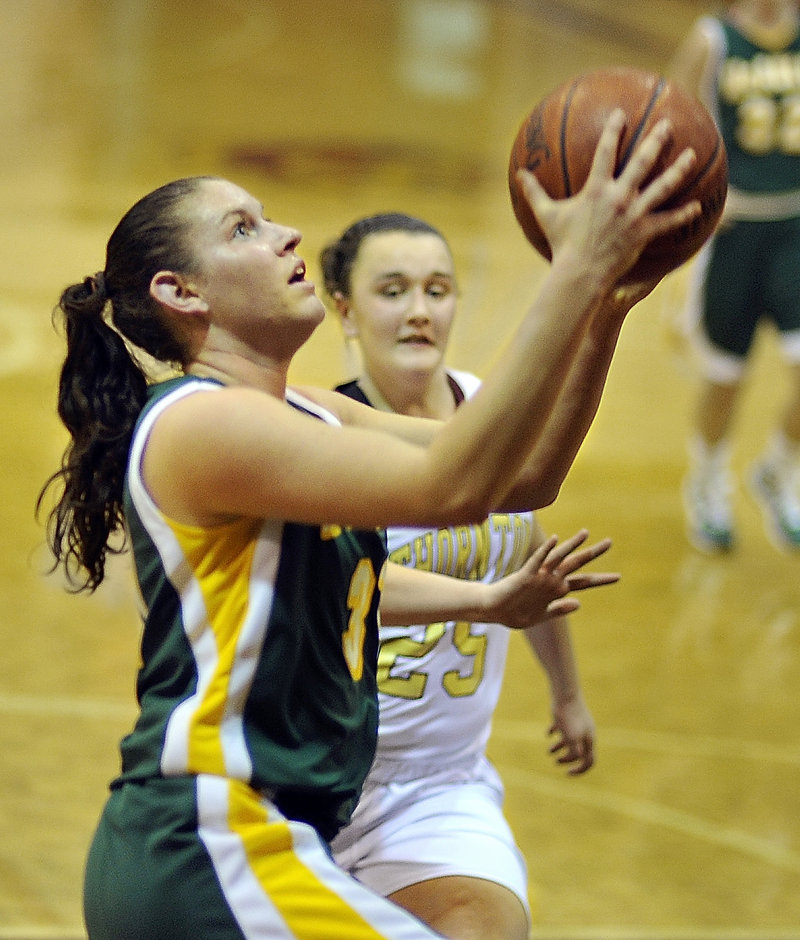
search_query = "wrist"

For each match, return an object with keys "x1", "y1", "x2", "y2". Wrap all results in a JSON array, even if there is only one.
[
  {"x1": 471, "y1": 581, "x2": 493, "y2": 622},
  {"x1": 547, "y1": 251, "x2": 614, "y2": 309},
  {"x1": 551, "y1": 683, "x2": 584, "y2": 708}
]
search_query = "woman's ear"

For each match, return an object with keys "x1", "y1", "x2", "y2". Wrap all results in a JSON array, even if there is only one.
[
  {"x1": 150, "y1": 272, "x2": 209, "y2": 314},
  {"x1": 334, "y1": 291, "x2": 359, "y2": 339}
]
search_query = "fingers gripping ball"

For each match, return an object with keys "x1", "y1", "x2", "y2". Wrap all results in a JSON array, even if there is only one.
[{"x1": 508, "y1": 66, "x2": 728, "y2": 283}]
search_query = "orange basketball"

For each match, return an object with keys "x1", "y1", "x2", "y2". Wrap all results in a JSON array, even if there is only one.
[{"x1": 508, "y1": 66, "x2": 728, "y2": 284}]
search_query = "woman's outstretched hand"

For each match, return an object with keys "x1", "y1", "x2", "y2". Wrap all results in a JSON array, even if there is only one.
[{"x1": 484, "y1": 528, "x2": 619, "y2": 627}]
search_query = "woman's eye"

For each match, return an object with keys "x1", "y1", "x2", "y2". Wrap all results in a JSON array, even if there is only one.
[
  {"x1": 380, "y1": 285, "x2": 404, "y2": 298},
  {"x1": 233, "y1": 220, "x2": 252, "y2": 238}
]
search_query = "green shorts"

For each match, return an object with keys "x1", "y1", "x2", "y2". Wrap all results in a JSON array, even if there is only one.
[
  {"x1": 698, "y1": 216, "x2": 800, "y2": 359},
  {"x1": 83, "y1": 775, "x2": 441, "y2": 939}
]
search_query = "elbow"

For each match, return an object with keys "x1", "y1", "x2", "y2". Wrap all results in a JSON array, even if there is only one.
[
  {"x1": 442, "y1": 480, "x2": 563, "y2": 522},
  {"x1": 496, "y1": 474, "x2": 563, "y2": 513},
  {"x1": 417, "y1": 462, "x2": 565, "y2": 524},
  {"x1": 501, "y1": 487, "x2": 559, "y2": 513},
  {"x1": 424, "y1": 485, "x2": 561, "y2": 523},
  {"x1": 532, "y1": 480, "x2": 562, "y2": 509},
  {"x1": 430, "y1": 486, "x2": 499, "y2": 527}
]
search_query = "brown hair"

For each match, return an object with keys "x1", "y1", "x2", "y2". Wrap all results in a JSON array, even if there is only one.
[
  {"x1": 319, "y1": 212, "x2": 445, "y2": 300},
  {"x1": 37, "y1": 176, "x2": 213, "y2": 592}
]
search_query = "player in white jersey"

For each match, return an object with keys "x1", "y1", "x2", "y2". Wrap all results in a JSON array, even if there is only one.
[{"x1": 321, "y1": 216, "x2": 607, "y2": 940}]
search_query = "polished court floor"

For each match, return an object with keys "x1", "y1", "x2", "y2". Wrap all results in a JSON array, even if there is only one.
[{"x1": 1, "y1": 1, "x2": 799, "y2": 937}]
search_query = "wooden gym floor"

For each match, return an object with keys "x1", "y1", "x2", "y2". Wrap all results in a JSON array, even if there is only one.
[{"x1": 1, "y1": 1, "x2": 798, "y2": 937}]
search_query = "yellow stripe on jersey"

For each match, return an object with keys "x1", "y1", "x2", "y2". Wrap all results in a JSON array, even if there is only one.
[
  {"x1": 166, "y1": 516, "x2": 264, "y2": 776},
  {"x1": 226, "y1": 780, "x2": 391, "y2": 939}
]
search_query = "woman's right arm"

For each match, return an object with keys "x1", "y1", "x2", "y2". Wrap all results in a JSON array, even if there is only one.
[{"x1": 144, "y1": 114, "x2": 701, "y2": 532}]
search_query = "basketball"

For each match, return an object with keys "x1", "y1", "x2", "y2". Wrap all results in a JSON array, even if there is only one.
[{"x1": 508, "y1": 66, "x2": 728, "y2": 283}]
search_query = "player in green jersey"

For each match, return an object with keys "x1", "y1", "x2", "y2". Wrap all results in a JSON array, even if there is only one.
[
  {"x1": 672, "y1": 0, "x2": 800, "y2": 552},
  {"x1": 38, "y1": 120, "x2": 699, "y2": 940}
]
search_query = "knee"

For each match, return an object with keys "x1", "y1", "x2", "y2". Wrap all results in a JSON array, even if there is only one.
[{"x1": 416, "y1": 878, "x2": 529, "y2": 940}]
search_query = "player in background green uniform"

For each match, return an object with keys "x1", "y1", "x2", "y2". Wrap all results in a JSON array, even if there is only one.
[{"x1": 671, "y1": 0, "x2": 800, "y2": 552}]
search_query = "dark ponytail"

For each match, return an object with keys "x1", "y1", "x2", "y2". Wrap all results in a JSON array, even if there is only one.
[{"x1": 37, "y1": 176, "x2": 211, "y2": 592}]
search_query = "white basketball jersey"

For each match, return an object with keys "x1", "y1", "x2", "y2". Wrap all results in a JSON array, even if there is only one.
[{"x1": 373, "y1": 371, "x2": 536, "y2": 774}]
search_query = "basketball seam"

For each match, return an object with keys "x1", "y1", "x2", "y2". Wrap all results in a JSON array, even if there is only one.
[
  {"x1": 619, "y1": 77, "x2": 666, "y2": 171},
  {"x1": 675, "y1": 135, "x2": 724, "y2": 204},
  {"x1": 561, "y1": 81, "x2": 579, "y2": 197}
]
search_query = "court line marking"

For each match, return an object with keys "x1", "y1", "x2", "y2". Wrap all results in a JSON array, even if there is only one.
[
  {"x1": 493, "y1": 717, "x2": 800, "y2": 767},
  {"x1": 528, "y1": 930, "x2": 800, "y2": 939},
  {"x1": 0, "y1": 691, "x2": 132, "y2": 721},
  {"x1": 0, "y1": 931, "x2": 85, "y2": 939},
  {"x1": 3, "y1": 709, "x2": 797, "y2": 881},
  {"x1": 2, "y1": 695, "x2": 795, "y2": 771},
  {"x1": 502, "y1": 765, "x2": 800, "y2": 874}
]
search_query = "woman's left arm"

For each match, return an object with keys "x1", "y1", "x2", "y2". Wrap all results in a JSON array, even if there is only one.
[
  {"x1": 499, "y1": 282, "x2": 656, "y2": 509},
  {"x1": 380, "y1": 529, "x2": 619, "y2": 626}
]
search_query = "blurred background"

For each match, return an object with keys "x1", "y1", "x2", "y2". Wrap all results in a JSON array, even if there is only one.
[{"x1": 1, "y1": 1, "x2": 799, "y2": 937}]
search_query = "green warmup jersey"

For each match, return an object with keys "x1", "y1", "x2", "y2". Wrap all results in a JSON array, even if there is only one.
[
  {"x1": 115, "y1": 375, "x2": 386, "y2": 842},
  {"x1": 715, "y1": 17, "x2": 800, "y2": 193}
]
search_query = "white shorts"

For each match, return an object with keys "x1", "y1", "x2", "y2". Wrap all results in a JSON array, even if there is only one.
[{"x1": 330, "y1": 754, "x2": 530, "y2": 921}]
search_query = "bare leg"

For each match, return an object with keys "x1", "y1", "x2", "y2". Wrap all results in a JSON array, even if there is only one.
[
  {"x1": 750, "y1": 362, "x2": 800, "y2": 549},
  {"x1": 389, "y1": 876, "x2": 529, "y2": 940},
  {"x1": 695, "y1": 378, "x2": 740, "y2": 445},
  {"x1": 684, "y1": 378, "x2": 741, "y2": 551},
  {"x1": 779, "y1": 362, "x2": 800, "y2": 444}
]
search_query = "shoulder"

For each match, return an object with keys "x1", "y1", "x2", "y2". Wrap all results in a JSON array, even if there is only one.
[
  {"x1": 682, "y1": 16, "x2": 725, "y2": 55},
  {"x1": 137, "y1": 375, "x2": 222, "y2": 432},
  {"x1": 670, "y1": 15, "x2": 726, "y2": 102},
  {"x1": 143, "y1": 381, "x2": 308, "y2": 459},
  {"x1": 698, "y1": 14, "x2": 726, "y2": 41},
  {"x1": 683, "y1": 14, "x2": 725, "y2": 49}
]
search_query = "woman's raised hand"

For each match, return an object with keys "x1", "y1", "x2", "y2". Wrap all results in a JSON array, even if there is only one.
[{"x1": 515, "y1": 109, "x2": 701, "y2": 290}]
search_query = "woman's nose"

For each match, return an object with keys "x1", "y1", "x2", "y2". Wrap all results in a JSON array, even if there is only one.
[
  {"x1": 407, "y1": 286, "x2": 430, "y2": 321},
  {"x1": 274, "y1": 224, "x2": 302, "y2": 253}
]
